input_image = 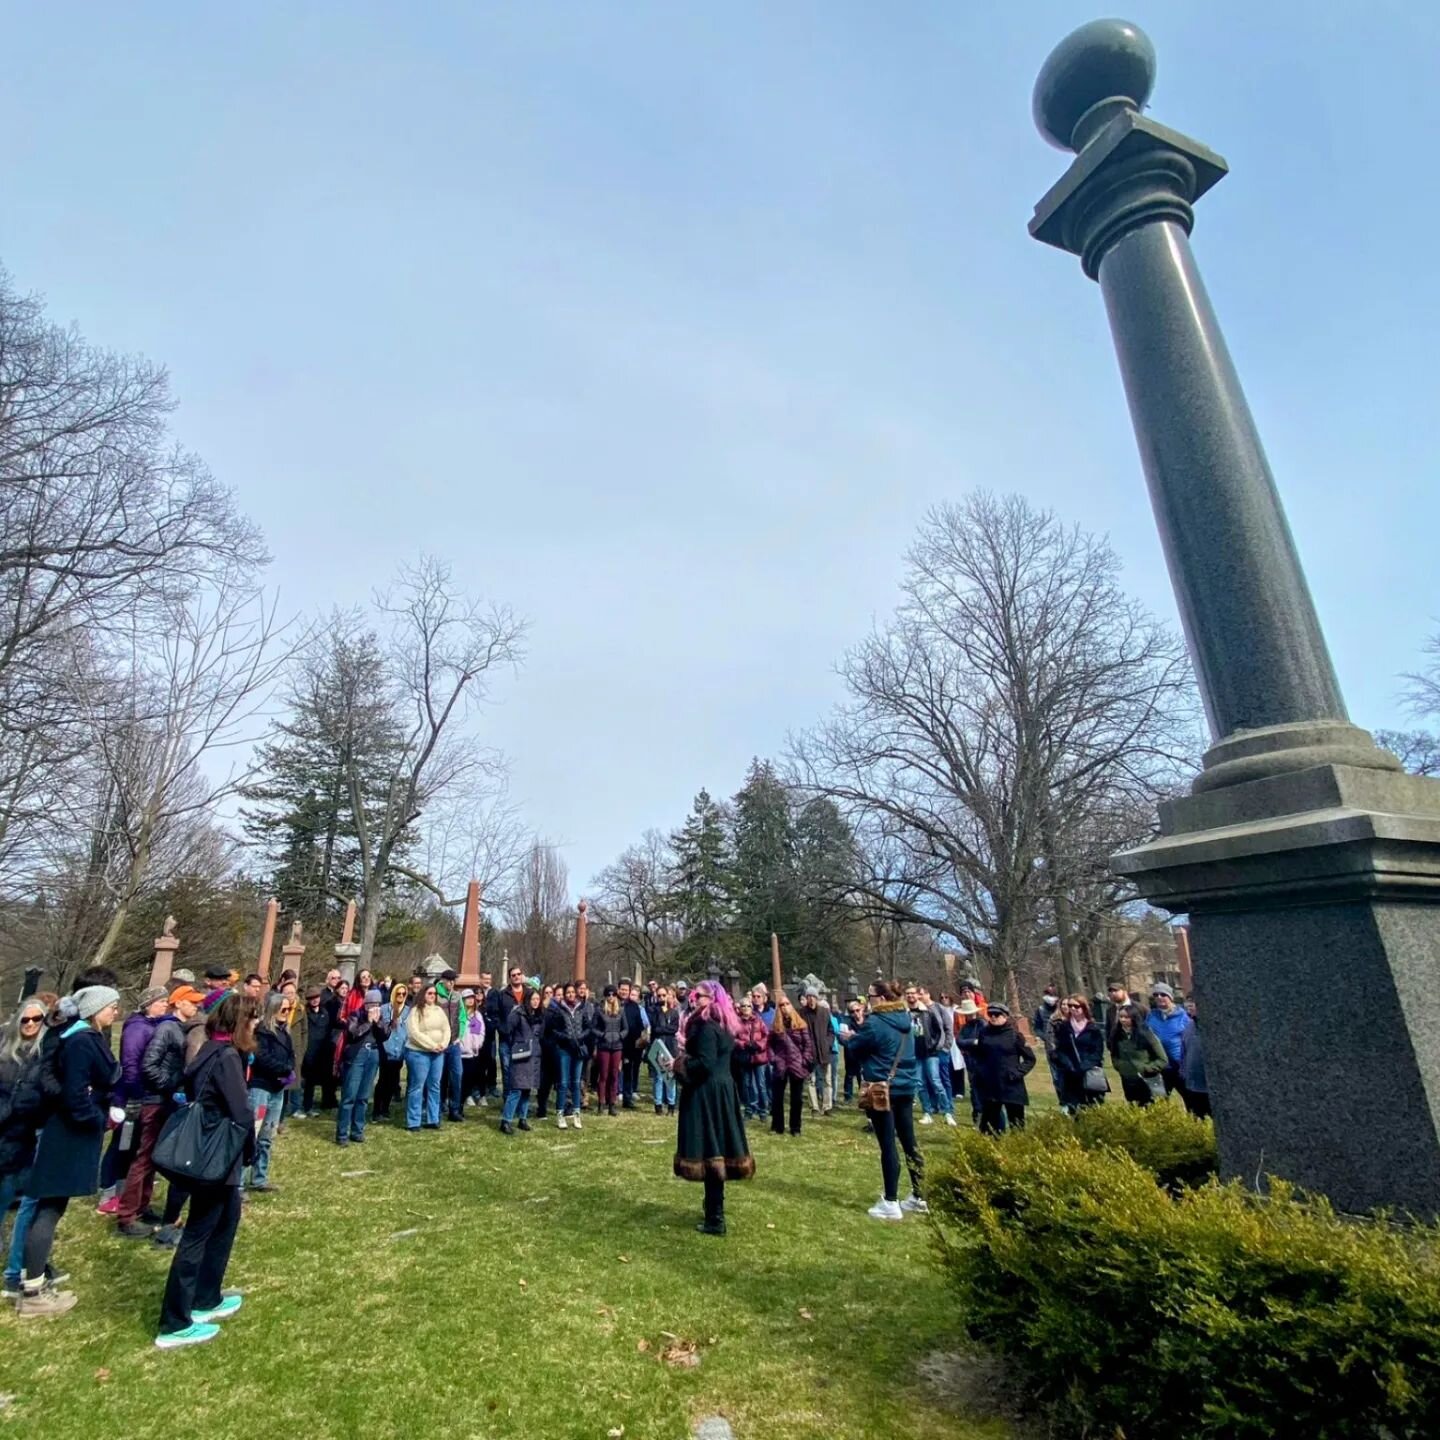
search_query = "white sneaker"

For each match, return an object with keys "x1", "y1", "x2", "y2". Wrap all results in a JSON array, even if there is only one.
[
  {"x1": 901, "y1": 1194, "x2": 930, "y2": 1214},
  {"x1": 557, "y1": 1114, "x2": 568, "y2": 1130},
  {"x1": 867, "y1": 1199, "x2": 903, "y2": 1222},
  {"x1": 466, "y1": 1096, "x2": 477, "y2": 1109},
  {"x1": 919, "y1": 1113, "x2": 934, "y2": 1126},
  {"x1": 944, "y1": 1113, "x2": 957, "y2": 1127},
  {"x1": 572, "y1": 1113, "x2": 582, "y2": 1130}
]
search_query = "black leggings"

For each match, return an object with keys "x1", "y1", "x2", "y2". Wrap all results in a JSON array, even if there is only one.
[
  {"x1": 980, "y1": 1100, "x2": 1026, "y2": 1135},
  {"x1": 871, "y1": 1096, "x2": 924, "y2": 1203},
  {"x1": 771, "y1": 1074, "x2": 804, "y2": 1135},
  {"x1": 22, "y1": 1196, "x2": 69, "y2": 1283}
]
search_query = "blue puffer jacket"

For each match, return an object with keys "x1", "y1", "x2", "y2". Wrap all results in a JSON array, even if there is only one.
[
  {"x1": 841, "y1": 1002, "x2": 920, "y2": 1098},
  {"x1": 1147, "y1": 1005, "x2": 1192, "y2": 1064}
]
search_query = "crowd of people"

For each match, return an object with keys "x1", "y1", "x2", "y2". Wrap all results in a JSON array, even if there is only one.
[{"x1": 0, "y1": 954, "x2": 1209, "y2": 1338}]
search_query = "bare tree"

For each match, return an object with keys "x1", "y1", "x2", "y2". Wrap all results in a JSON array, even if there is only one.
[
  {"x1": 591, "y1": 829, "x2": 676, "y2": 977},
  {"x1": 83, "y1": 578, "x2": 290, "y2": 967},
  {"x1": 793, "y1": 493, "x2": 1199, "y2": 996},
  {"x1": 306, "y1": 558, "x2": 526, "y2": 968},
  {"x1": 508, "y1": 836, "x2": 571, "y2": 978}
]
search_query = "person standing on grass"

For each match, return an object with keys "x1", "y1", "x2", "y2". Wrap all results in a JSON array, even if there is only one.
[
  {"x1": 840, "y1": 980, "x2": 925, "y2": 1222},
  {"x1": 650, "y1": 985, "x2": 682, "y2": 1116},
  {"x1": 734, "y1": 996, "x2": 769, "y2": 1119},
  {"x1": 955, "y1": 997, "x2": 988, "y2": 1124},
  {"x1": 456, "y1": 989, "x2": 488, "y2": 1111},
  {"x1": 154, "y1": 994, "x2": 256, "y2": 1350},
  {"x1": 0, "y1": 999, "x2": 49, "y2": 1300},
  {"x1": 404, "y1": 982, "x2": 450, "y2": 1132},
  {"x1": 573, "y1": 979, "x2": 598, "y2": 1111},
  {"x1": 299, "y1": 986, "x2": 336, "y2": 1118},
  {"x1": 971, "y1": 1004, "x2": 1035, "y2": 1135},
  {"x1": 336, "y1": 989, "x2": 389, "y2": 1146},
  {"x1": 550, "y1": 982, "x2": 586, "y2": 1130},
  {"x1": 768, "y1": 993, "x2": 814, "y2": 1138},
  {"x1": 242, "y1": 993, "x2": 295, "y2": 1191},
  {"x1": 437, "y1": 969, "x2": 467, "y2": 1123},
  {"x1": 18, "y1": 985, "x2": 122, "y2": 1319},
  {"x1": 799, "y1": 988, "x2": 834, "y2": 1116},
  {"x1": 1109, "y1": 1004, "x2": 1169, "y2": 1106},
  {"x1": 500, "y1": 987, "x2": 543, "y2": 1135},
  {"x1": 535, "y1": 984, "x2": 560, "y2": 1120},
  {"x1": 140, "y1": 986, "x2": 206, "y2": 1249},
  {"x1": 591, "y1": 986, "x2": 626, "y2": 1117},
  {"x1": 840, "y1": 998, "x2": 866, "y2": 1104},
  {"x1": 1178, "y1": 997, "x2": 1210, "y2": 1119},
  {"x1": 1145, "y1": 983, "x2": 1192, "y2": 1096},
  {"x1": 1052, "y1": 995, "x2": 1106, "y2": 1114},
  {"x1": 618, "y1": 979, "x2": 646, "y2": 1110},
  {"x1": 491, "y1": 963, "x2": 527, "y2": 1098},
  {"x1": 114, "y1": 992, "x2": 183, "y2": 1236},
  {"x1": 909, "y1": 985, "x2": 957, "y2": 1129},
  {"x1": 103, "y1": 985, "x2": 171, "y2": 1226},
  {"x1": 673, "y1": 980, "x2": 753, "y2": 1236},
  {"x1": 374, "y1": 980, "x2": 411, "y2": 1123}
]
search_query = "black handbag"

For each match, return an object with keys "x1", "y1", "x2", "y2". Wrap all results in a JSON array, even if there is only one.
[{"x1": 153, "y1": 1052, "x2": 249, "y2": 1186}]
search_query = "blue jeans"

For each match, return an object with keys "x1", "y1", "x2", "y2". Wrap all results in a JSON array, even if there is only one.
[
  {"x1": 5, "y1": 1192, "x2": 37, "y2": 1286},
  {"x1": 442, "y1": 1043, "x2": 464, "y2": 1119},
  {"x1": 556, "y1": 1051, "x2": 583, "y2": 1116},
  {"x1": 741, "y1": 1067, "x2": 765, "y2": 1114},
  {"x1": 338, "y1": 1049, "x2": 379, "y2": 1140},
  {"x1": 246, "y1": 1085, "x2": 285, "y2": 1187},
  {"x1": 501, "y1": 1087, "x2": 531, "y2": 1124},
  {"x1": 405, "y1": 1049, "x2": 443, "y2": 1128},
  {"x1": 920, "y1": 1055, "x2": 953, "y2": 1116},
  {"x1": 498, "y1": 1039, "x2": 511, "y2": 1096},
  {"x1": 652, "y1": 1066, "x2": 676, "y2": 1108}
]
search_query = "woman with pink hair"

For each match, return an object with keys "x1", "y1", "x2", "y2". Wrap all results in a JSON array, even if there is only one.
[{"x1": 672, "y1": 981, "x2": 754, "y2": 1235}]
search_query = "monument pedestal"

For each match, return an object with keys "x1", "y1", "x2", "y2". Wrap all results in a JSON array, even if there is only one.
[{"x1": 1116, "y1": 758, "x2": 1440, "y2": 1216}]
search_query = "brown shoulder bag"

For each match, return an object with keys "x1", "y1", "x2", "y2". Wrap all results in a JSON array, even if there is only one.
[{"x1": 857, "y1": 1027, "x2": 910, "y2": 1114}]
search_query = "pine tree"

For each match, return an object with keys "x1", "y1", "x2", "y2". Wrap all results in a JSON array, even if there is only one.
[
  {"x1": 667, "y1": 789, "x2": 733, "y2": 970},
  {"x1": 791, "y1": 795, "x2": 858, "y2": 976},
  {"x1": 729, "y1": 759, "x2": 799, "y2": 977}
]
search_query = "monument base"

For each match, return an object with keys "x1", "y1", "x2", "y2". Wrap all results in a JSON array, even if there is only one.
[{"x1": 1115, "y1": 759, "x2": 1440, "y2": 1218}]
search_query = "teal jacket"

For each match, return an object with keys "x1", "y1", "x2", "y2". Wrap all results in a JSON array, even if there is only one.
[{"x1": 841, "y1": 1002, "x2": 920, "y2": 1098}]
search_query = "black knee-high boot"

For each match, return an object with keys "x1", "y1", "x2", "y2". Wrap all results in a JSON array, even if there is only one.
[{"x1": 699, "y1": 1175, "x2": 726, "y2": 1235}]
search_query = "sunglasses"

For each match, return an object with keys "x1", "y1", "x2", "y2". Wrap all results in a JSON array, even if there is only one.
[{"x1": 19, "y1": 1014, "x2": 44, "y2": 1025}]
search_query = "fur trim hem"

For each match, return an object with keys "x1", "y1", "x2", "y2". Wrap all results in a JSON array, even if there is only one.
[{"x1": 674, "y1": 1153, "x2": 756, "y2": 1183}]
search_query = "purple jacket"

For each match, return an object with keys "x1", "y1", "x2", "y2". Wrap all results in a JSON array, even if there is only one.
[
  {"x1": 117, "y1": 1011, "x2": 162, "y2": 1104},
  {"x1": 768, "y1": 1023, "x2": 814, "y2": 1081}
]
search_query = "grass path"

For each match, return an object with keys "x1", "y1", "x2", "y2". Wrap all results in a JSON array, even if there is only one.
[{"x1": 0, "y1": 1102, "x2": 1024, "y2": 1440}]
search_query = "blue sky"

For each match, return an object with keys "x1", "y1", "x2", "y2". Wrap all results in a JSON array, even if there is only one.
[{"x1": 2, "y1": 3, "x2": 1436, "y2": 894}]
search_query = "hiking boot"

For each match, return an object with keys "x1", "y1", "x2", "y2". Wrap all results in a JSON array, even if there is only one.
[
  {"x1": 155, "y1": 1321, "x2": 220, "y2": 1349},
  {"x1": 118, "y1": 1221, "x2": 155, "y2": 1239},
  {"x1": 17, "y1": 1288, "x2": 78, "y2": 1319}
]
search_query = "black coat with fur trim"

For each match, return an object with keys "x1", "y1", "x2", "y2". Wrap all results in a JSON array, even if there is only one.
[{"x1": 673, "y1": 1018, "x2": 755, "y2": 1185}]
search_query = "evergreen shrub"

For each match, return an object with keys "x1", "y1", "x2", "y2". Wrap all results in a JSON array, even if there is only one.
[{"x1": 930, "y1": 1121, "x2": 1440, "y2": 1438}]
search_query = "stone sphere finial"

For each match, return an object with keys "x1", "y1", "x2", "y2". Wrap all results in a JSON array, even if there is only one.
[{"x1": 1033, "y1": 18, "x2": 1156, "y2": 152}]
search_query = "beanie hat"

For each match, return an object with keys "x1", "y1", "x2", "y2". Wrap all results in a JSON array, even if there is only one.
[
  {"x1": 365, "y1": 988, "x2": 384, "y2": 1005},
  {"x1": 171, "y1": 968, "x2": 195, "y2": 984},
  {"x1": 73, "y1": 985, "x2": 120, "y2": 1020},
  {"x1": 138, "y1": 985, "x2": 170, "y2": 1010},
  {"x1": 1151, "y1": 982, "x2": 1174, "y2": 999}
]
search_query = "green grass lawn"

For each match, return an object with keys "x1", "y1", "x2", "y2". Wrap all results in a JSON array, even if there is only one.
[{"x1": 0, "y1": 1094, "x2": 1035, "y2": 1440}]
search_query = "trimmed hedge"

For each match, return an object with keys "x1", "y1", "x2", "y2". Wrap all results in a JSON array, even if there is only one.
[
  {"x1": 930, "y1": 1120, "x2": 1440, "y2": 1438},
  {"x1": 1029, "y1": 1098, "x2": 1219, "y2": 1191}
]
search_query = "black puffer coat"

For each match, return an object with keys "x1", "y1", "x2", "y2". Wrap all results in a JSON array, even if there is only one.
[{"x1": 969, "y1": 1023, "x2": 1036, "y2": 1107}]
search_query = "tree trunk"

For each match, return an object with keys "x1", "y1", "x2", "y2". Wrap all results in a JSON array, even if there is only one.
[{"x1": 358, "y1": 877, "x2": 384, "y2": 970}]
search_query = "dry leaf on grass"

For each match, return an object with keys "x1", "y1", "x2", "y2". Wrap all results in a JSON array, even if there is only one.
[
  {"x1": 518, "y1": 1278, "x2": 528, "y2": 1289},
  {"x1": 93, "y1": 1369, "x2": 111, "y2": 1384},
  {"x1": 607, "y1": 1428, "x2": 625, "y2": 1437},
  {"x1": 798, "y1": 1308, "x2": 814, "y2": 1321},
  {"x1": 636, "y1": 1338, "x2": 650, "y2": 1352},
  {"x1": 765, "y1": 1223, "x2": 776, "y2": 1230},
  {"x1": 660, "y1": 1339, "x2": 701, "y2": 1369},
  {"x1": 617, "y1": 1254, "x2": 630, "y2": 1263}
]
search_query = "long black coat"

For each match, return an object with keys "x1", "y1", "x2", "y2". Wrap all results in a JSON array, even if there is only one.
[
  {"x1": 970, "y1": 1024, "x2": 1036, "y2": 1107},
  {"x1": 26, "y1": 1026, "x2": 120, "y2": 1199},
  {"x1": 673, "y1": 1018, "x2": 755, "y2": 1184},
  {"x1": 506, "y1": 1006, "x2": 542, "y2": 1091}
]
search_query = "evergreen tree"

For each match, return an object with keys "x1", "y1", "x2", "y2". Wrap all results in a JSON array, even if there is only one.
[
  {"x1": 791, "y1": 795, "x2": 859, "y2": 976},
  {"x1": 667, "y1": 788, "x2": 733, "y2": 970},
  {"x1": 729, "y1": 759, "x2": 799, "y2": 977}
]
